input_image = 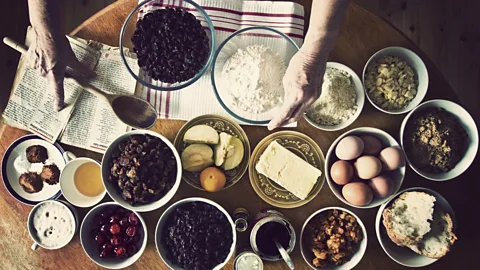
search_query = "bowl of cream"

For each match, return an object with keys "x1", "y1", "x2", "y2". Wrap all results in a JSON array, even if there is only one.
[{"x1": 27, "y1": 200, "x2": 78, "y2": 250}]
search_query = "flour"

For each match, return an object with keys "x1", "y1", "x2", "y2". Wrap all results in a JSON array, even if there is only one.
[
  {"x1": 221, "y1": 45, "x2": 286, "y2": 114},
  {"x1": 306, "y1": 67, "x2": 358, "y2": 125}
]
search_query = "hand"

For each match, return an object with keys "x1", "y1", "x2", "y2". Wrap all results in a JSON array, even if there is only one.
[
  {"x1": 268, "y1": 49, "x2": 326, "y2": 130},
  {"x1": 27, "y1": 28, "x2": 95, "y2": 111}
]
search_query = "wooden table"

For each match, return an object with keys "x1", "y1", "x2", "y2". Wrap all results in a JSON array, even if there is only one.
[{"x1": 0, "y1": 0, "x2": 478, "y2": 269}]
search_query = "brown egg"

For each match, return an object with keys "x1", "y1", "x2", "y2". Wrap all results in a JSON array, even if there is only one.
[
  {"x1": 378, "y1": 147, "x2": 405, "y2": 171},
  {"x1": 335, "y1": 136, "x2": 364, "y2": 160},
  {"x1": 342, "y1": 182, "x2": 373, "y2": 206},
  {"x1": 360, "y1": 135, "x2": 382, "y2": 155},
  {"x1": 330, "y1": 160, "x2": 354, "y2": 185},
  {"x1": 354, "y1": 156, "x2": 382, "y2": 179},
  {"x1": 368, "y1": 175, "x2": 394, "y2": 198}
]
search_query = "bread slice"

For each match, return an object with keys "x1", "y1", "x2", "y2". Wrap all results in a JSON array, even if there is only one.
[
  {"x1": 408, "y1": 208, "x2": 457, "y2": 259},
  {"x1": 382, "y1": 192, "x2": 436, "y2": 247}
]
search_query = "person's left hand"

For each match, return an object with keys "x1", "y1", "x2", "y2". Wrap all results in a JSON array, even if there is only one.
[{"x1": 268, "y1": 48, "x2": 326, "y2": 130}]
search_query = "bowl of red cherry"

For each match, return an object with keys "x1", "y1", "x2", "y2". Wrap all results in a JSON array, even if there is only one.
[{"x1": 80, "y1": 202, "x2": 147, "y2": 269}]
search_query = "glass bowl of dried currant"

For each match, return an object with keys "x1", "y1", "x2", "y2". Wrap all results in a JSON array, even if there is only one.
[
  {"x1": 80, "y1": 202, "x2": 147, "y2": 269},
  {"x1": 120, "y1": 0, "x2": 216, "y2": 91}
]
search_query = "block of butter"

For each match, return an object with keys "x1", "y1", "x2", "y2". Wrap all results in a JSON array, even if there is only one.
[{"x1": 255, "y1": 141, "x2": 322, "y2": 200}]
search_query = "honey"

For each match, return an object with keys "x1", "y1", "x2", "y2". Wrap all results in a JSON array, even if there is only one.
[{"x1": 74, "y1": 162, "x2": 104, "y2": 197}]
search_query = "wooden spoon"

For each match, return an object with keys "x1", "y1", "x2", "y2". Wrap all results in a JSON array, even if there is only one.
[{"x1": 3, "y1": 37, "x2": 157, "y2": 130}]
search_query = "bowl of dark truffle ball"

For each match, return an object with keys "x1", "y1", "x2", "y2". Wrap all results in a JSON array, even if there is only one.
[
  {"x1": 400, "y1": 99, "x2": 478, "y2": 181},
  {"x1": 119, "y1": 0, "x2": 215, "y2": 91},
  {"x1": 80, "y1": 202, "x2": 147, "y2": 269},
  {"x1": 101, "y1": 130, "x2": 182, "y2": 212},
  {"x1": 155, "y1": 197, "x2": 236, "y2": 270}
]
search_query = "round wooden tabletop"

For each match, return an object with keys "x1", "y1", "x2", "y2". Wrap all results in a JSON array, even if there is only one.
[{"x1": 0, "y1": 0, "x2": 477, "y2": 269}]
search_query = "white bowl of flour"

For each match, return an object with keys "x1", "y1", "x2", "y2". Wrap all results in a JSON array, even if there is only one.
[
  {"x1": 304, "y1": 62, "x2": 365, "y2": 131},
  {"x1": 211, "y1": 26, "x2": 299, "y2": 125}
]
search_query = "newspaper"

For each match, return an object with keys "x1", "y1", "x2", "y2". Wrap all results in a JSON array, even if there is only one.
[{"x1": 2, "y1": 31, "x2": 140, "y2": 154}]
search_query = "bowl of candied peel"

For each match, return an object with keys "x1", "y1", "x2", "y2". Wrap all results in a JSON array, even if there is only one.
[
  {"x1": 80, "y1": 202, "x2": 147, "y2": 269},
  {"x1": 300, "y1": 207, "x2": 367, "y2": 270}
]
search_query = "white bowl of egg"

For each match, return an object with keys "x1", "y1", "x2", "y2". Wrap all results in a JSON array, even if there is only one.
[{"x1": 325, "y1": 127, "x2": 406, "y2": 208}]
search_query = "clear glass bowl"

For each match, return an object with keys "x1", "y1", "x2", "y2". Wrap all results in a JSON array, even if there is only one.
[
  {"x1": 119, "y1": 0, "x2": 216, "y2": 91},
  {"x1": 211, "y1": 26, "x2": 299, "y2": 125}
]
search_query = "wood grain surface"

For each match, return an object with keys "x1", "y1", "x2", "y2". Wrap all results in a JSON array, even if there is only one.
[{"x1": 0, "y1": 0, "x2": 478, "y2": 269}]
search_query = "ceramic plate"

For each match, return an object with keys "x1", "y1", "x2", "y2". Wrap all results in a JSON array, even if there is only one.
[
  {"x1": 173, "y1": 114, "x2": 251, "y2": 191},
  {"x1": 375, "y1": 187, "x2": 456, "y2": 267},
  {"x1": 249, "y1": 131, "x2": 325, "y2": 208},
  {"x1": 1, "y1": 135, "x2": 66, "y2": 205}
]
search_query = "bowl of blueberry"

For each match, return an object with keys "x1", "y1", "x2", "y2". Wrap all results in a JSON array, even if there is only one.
[
  {"x1": 120, "y1": 0, "x2": 216, "y2": 91},
  {"x1": 80, "y1": 202, "x2": 147, "y2": 269},
  {"x1": 155, "y1": 197, "x2": 236, "y2": 270}
]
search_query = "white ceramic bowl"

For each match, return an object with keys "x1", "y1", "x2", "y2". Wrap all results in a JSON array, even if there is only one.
[
  {"x1": 325, "y1": 127, "x2": 406, "y2": 209},
  {"x1": 101, "y1": 130, "x2": 182, "y2": 212},
  {"x1": 80, "y1": 202, "x2": 148, "y2": 269},
  {"x1": 300, "y1": 207, "x2": 367, "y2": 270},
  {"x1": 362, "y1": 46, "x2": 428, "y2": 114},
  {"x1": 27, "y1": 200, "x2": 79, "y2": 250},
  {"x1": 155, "y1": 197, "x2": 236, "y2": 270},
  {"x1": 400, "y1": 99, "x2": 478, "y2": 181},
  {"x1": 375, "y1": 187, "x2": 456, "y2": 267},
  {"x1": 304, "y1": 62, "x2": 365, "y2": 131},
  {"x1": 60, "y1": 156, "x2": 106, "y2": 208}
]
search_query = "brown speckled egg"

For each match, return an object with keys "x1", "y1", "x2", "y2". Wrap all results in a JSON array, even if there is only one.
[
  {"x1": 335, "y1": 136, "x2": 364, "y2": 160},
  {"x1": 378, "y1": 147, "x2": 405, "y2": 171},
  {"x1": 368, "y1": 175, "x2": 394, "y2": 198},
  {"x1": 330, "y1": 160, "x2": 354, "y2": 185},
  {"x1": 354, "y1": 156, "x2": 382, "y2": 179},
  {"x1": 360, "y1": 135, "x2": 382, "y2": 155},
  {"x1": 342, "y1": 182, "x2": 373, "y2": 206}
]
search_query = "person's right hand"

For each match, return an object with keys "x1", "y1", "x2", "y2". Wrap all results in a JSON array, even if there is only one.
[
  {"x1": 27, "y1": 28, "x2": 95, "y2": 111},
  {"x1": 268, "y1": 48, "x2": 326, "y2": 130}
]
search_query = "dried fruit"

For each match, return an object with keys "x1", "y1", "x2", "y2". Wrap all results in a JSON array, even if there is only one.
[
  {"x1": 93, "y1": 207, "x2": 142, "y2": 259},
  {"x1": 132, "y1": 8, "x2": 209, "y2": 83},
  {"x1": 109, "y1": 134, "x2": 177, "y2": 205}
]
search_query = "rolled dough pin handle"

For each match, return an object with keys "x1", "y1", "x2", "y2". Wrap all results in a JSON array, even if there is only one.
[{"x1": 3, "y1": 37, "x2": 27, "y2": 54}]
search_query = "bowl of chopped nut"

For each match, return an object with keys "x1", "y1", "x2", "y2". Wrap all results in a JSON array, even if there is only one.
[
  {"x1": 300, "y1": 207, "x2": 367, "y2": 270},
  {"x1": 362, "y1": 46, "x2": 428, "y2": 114},
  {"x1": 101, "y1": 130, "x2": 182, "y2": 212}
]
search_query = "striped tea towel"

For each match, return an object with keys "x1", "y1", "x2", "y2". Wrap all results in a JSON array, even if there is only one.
[{"x1": 137, "y1": 0, "x2": 305, "y2": 125}]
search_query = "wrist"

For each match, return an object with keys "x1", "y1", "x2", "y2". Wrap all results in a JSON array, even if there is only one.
[{"x1": 299, "y1": 33, "x2": 336, "y2": 63}]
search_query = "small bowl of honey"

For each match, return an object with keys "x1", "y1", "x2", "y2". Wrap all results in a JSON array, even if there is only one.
[{"x1": 60, "y1": 152, "x2": 106, "y2": 208}]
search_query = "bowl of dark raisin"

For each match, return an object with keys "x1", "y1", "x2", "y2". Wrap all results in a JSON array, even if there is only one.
[
  {"x1": 80, "y1": 202, "x2": 147, "y2": 269},
  {"x1": 102, "y1": 130, "x2": 182, "y2": 212},
  {"x1": 155, "y1": 197, "x2": 236, "y2": 270},
  {"x1": 120, "y1": 0, "x2": 215, "y2": 91}
]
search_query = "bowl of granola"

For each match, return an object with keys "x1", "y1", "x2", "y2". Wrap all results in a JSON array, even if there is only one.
[
  {"x1": 362, "y1": 47, "x2": 428, "y2": 114},
  {"x1": 300, "y1": 207, "x2": 367, "y2": 269}
]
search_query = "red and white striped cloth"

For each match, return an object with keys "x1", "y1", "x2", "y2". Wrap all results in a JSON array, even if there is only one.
[{"x1": 137, "y1": 0, "x2": 305, "y2": 124}]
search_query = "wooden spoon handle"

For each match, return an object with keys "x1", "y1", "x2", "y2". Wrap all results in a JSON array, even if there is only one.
[{"x1": 3, "y1": 37, "x2": 114, "y2": 104}]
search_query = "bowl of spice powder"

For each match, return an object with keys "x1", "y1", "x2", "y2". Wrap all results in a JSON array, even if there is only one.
[
  {"x1": 304, "y1": 62, "x2": 365, "y2": 131},
  {"x1": 400, "y1": 99, "x2": 478, "y2": 181}
]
